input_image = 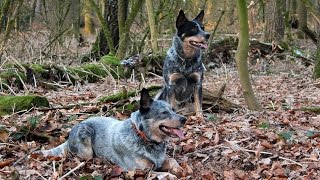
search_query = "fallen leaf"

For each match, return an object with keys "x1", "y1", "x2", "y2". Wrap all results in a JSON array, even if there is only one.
[
  {"x1": 202, "y1": 170, "x2": 215, "y2": 180},
  {"x1": 110, "y1": 166, "x2": 122, "y2": 177},
  {"x1": 0, "y1": 159, "x2": 14, "y2": 168},
  {"x1": 223, "y1": 170, "x2": 235, "y2": 180},
  {"x1": 261, "y1": 141, "x2": 272, "y2": 149},
  {"x1": 182, "y1": 144, "x2": 195, "y2": 153},
  {"x1": 0, "y1": 129, "x2": 9, "y2": 142}
]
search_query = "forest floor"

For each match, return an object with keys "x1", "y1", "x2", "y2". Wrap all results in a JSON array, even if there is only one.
[{"x1": 1, "y1": 50, "x2": 320, "y2": 179}]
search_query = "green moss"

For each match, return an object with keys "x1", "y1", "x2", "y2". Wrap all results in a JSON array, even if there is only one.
[
  {"x1": 68, "y1": 64, "x2": 109, "y2": 83},
  {"x1": 100, "y1": 54, "x2": 121, "y2": 66},
  {"x1": 300, "y1": 106, "x2": 320, "y2": 114},
  {"x1": 30, "y1": 64, "x2": 46, "y2": 73},
  {"x1": 124, "y1": 103, "x2": 136, "y2": 111},
  {"x1": 0, "y1": 70, "x2": 27, "y2": 88},
  {"x1": 100, "y1": 54, "x2": 124, "y2": 78},
  {"x1": 0, "y1": 95, "x2": 49, "y2": 115}
]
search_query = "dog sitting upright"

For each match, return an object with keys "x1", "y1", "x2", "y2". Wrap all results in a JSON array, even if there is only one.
[
  {"x1": 157, "y1": 10, "x2": 210, "y2": 118},
  {"x1": 41, "y1": 88, "x2": 186, "y2": 171}
]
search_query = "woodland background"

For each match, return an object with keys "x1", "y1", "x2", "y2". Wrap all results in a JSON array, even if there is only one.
[{"x1": 0, "y1": 0, "x2": 319, "y2": 179}]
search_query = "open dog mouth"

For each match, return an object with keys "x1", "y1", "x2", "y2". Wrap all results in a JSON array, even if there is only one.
[
  {"x1": 159, "y1": 125, "x2": 185, "y2": 139},
  {"x1": 190, "y1": 41, "x2": 208, "y2": 49}
]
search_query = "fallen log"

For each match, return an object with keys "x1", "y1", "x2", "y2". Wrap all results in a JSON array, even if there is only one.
[
  {"x1": 0, "y1": 54, "x2": 125, "y2": 91},
  {"x1": 99, "y1": 85, "x2": 240, "y2": 114},
  {"x1": 0, "y1": 95, "x2": 50, "y2": 115},
  {"x1": 206, "y1": 36, "x2": 285, "y2": 57}
]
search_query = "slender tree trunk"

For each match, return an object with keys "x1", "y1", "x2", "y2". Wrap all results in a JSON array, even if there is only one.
[
  {"x1": 313, "y1": 34, "x2": 320, "y2": 79},
  {"x1": 313, "y1": 1, "x2": 320, "y2": 79},
  {"x1": 0, "y1": 0, "x2": 11, "y2": 32},
  {"x1": 90, "y1": 0, "x2": 118, "y2": 58},
  {"x1": 236, "y1": 0, "x2": 262, "y2": 111},
  {"x1": 0, "y1": 0, "x2": 23, "y2": 62},
  {"x1": 83, "y1": 0, "x2": 94, "y2": 36},
  {"x1": 70, "y1": 0, "x2": 80, "y2": 42},
  {"x1": 145, "y1": 0, "x2": 158, "y2": 52},
  {"x1": 264, "y1": 0, "x2": 285, "y2": 43},
  {"x1": 116, "y1": 0, "x2": 142, "y2": 59}
]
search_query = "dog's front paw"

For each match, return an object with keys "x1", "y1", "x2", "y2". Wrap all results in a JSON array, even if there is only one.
[{"x1": 162, "y1": 158, "x2": 183, "y2": 177}]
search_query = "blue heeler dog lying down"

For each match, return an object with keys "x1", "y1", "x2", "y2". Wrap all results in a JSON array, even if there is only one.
[
  {"x1": 157, "y1": 10, "x2": 210, "y2": 119},
  {"x1": 41, "y1": 88, "x2": 186, "y2": 172}
]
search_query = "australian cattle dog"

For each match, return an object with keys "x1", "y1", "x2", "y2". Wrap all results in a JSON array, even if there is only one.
[
  {"x1": 40, "y1": 88, "x2": 186, "y2": 172},
  {"x1": 157, "y1": 10, "x2": 210, "y2": 119}
]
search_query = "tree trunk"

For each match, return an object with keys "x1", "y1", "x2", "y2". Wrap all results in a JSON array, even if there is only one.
[
  {"x1": 297, "y1": 0, "x2": 318, "y2": 44},
  {"x1": 83, "y1": 0, "x2": 94, "y2": 36},
  {"x1": 264, "y1": 0, "x2": 285, "y2": 43},
  {"x1": 90, "y1": 0, "x2": 119, "y2": 59},
  {"x1": 145, "y1": 0, "x2": 158, "y2": 52},
  {"x1": 313, "y1": 34, "x2": 320, "y2": 79},
  {"x1": 0, "y1": 0, "x2": 11, "y2": 32},
  {"x1": 116, "y1": 0, "x2": 142, "y2": 59},
  {"x1": 308, "y1": 0, "x2": 320, "y2": 79},
  {"x1": 70, "y1": 0, "x2": 80, "y2": 42},
  {"x1": 236, "y1": 0, "x2": 261, "y2": 111}
]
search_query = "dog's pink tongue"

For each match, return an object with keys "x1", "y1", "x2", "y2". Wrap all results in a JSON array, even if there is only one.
[
  {"x1": 201, "y1": 43, "x2": 208, "y2": 49},
  {"x1": 171, "y1": 128, "x2": 185, "y2": 139}
]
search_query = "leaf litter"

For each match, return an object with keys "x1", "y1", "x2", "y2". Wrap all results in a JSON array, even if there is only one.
[{"x1": 0, "y1": 59, "x2": 319, "y2": 179}]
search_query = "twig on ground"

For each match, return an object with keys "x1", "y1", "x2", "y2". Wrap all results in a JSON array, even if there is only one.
[
  {"x1": 0, "y1": 82, "x2": 16, "y2": 95},
  {"x1": 13, "y1": 147, "x2": 40, "y2": 166},
  {"x1": 0, "y1": 143, "x2": 15, "y2": 146},
  {"x1": 33, "y1": 170, "x2": 47, "y2": 180},
  {"x1": 185, "y1": 139, "x2": 303, "y2": 167},
  {"x1": 58, "y1": 162, "x2": 85, "y2": 180}
]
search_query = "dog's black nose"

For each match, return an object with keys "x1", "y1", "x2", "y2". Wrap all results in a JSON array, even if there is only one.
[
  {"x1": 180, "y1": 117, "x2": 187, "y2": 124},
  {"x1": 205, "y1": 33, "x2": 210, "y2": 40}
]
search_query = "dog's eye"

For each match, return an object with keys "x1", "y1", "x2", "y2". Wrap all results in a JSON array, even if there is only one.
[
  {"x1": 161, "y1": 111, "x2": 169, "y2": 115},
  {"x1": 192, "y1": 27, "x2": 197, "y2": 32}
]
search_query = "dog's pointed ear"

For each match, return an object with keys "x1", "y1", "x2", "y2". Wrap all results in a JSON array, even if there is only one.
[
  {"x1": 140, "y1": 88, "x2": 153, "y2": 113},
  {"x1": 194, "y1": 10, "x2": 204, "y2": 23},
  {"x1": 176, "y1": 10, "x2": 187, "y2": 29}
]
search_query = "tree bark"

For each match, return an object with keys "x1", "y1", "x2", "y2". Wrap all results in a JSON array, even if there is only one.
[
  {"x1": 264, "y1": 0, "x2": 286, "y2": 43},
  {"x1": 70, "y1": 0, "x2": 80, "y2": 42},
  {"x1": 145, "y1": 0, "x2": 158, "y2": 52},
  {"x1": 297, "y1": 0, "x2": 318, "y2": 44},
  {"x1": 116, "y1": 0, "x2": 142, "y2": 59},
  {"x1": 90, "y1": 0, "x2": 119, "y2": 58},
  {"x1": 236, "y1": 0, "x2": 261, "y2": 111},
  {"x1": 83, "y1": 0, "x2": 94, "y2": 35}
]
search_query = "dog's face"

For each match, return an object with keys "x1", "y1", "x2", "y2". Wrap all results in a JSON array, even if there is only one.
[
  {"x1": 176, "y1": 10, "x2": 210, "y2": 50},
  {"x1": 139, "y1": 88, "x2": 186, "y2": 143}
]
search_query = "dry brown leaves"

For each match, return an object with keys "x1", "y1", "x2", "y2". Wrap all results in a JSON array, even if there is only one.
[{"x1": 0, "y1": 60, "x2": 319, "y2": 179}]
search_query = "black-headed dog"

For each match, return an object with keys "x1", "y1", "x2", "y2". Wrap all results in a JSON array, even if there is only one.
[
  {"x1": 40, "y1": 88, "x2": 186, "y2": 172},
  {"x1": 157, "y1": 10, "x2": 210, "y2": 118}
]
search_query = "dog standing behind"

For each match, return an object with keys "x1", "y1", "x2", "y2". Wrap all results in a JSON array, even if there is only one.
[
  {"x1": 157, "y1": 10, "x2": 210, "y2": 119},
  {"x1": 40, "y1": 88, "x2": 186, "y2": 172}
]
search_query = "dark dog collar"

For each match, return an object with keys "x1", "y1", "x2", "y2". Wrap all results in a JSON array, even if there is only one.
[
  {"x1": 131, "y1": 123, "x2": 149, "y2": 141},
  {"x1": 131, "y1": 123, "x2": 163, "y2": 145}
]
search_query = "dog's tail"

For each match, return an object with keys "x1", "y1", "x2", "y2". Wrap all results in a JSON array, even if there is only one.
[{"x1": 40, "y1": 142, "x2": 68, "y2": 157}]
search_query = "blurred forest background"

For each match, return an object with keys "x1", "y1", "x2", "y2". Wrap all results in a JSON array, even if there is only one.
[{"x1": 0, "y1": 0, "x2": 318, "y2": 66}]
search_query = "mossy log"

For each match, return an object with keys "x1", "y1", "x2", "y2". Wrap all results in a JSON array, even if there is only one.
[
  {"x1": 0, "y1": 95, "x2": 50, "y2": 115},
  {"x1": 206, "y1": 36, "x2": 285, "y2": 57},
  {"x1": 0, "y1": 55, "x2": 125, "y2": 90},
  {"x1": 298, "y1": 106, "x2": 320, "y2": 114},
  {"x1": 99, "y1": 85, "x2": 240, "y2": 113}
]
